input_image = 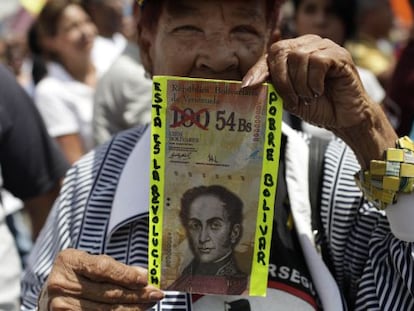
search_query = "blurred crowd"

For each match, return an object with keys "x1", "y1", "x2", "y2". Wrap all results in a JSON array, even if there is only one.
[
  {"x1": 0, "y1": 1, "x2": 152, "y2": 309},
  {"x1": 0, "y1": 0, "x2": 413, "y2": 309},
  {"x1": 278, "y1": 0, "x2": 414, "y2": 141}
]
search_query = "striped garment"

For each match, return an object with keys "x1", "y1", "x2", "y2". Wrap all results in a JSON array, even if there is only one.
[{"x1": 21, "y1": 125, "x2": 414, "y2": 310}]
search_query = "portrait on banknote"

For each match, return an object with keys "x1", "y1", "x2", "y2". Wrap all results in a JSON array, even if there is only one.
[{"x1": 149, "y1": 76, "x2": 283, "y2": 296}]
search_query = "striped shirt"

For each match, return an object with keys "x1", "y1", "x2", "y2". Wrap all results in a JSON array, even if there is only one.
[{"x1": 21, "y1": 125, "x2": 414, "y2": 310}]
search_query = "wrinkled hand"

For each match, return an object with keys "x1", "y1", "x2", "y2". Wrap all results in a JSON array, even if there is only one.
[
  {"x1": 38, "y1": 249, "x2": 164, "y2": 311},
  {"x1": 243, "y1": 34, "x2": 372, "y2": 130}
]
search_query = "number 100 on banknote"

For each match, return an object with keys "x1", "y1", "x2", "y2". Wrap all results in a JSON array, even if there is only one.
[{"x1": 149, "y1": 76, "x2": 283, "y2": 297}]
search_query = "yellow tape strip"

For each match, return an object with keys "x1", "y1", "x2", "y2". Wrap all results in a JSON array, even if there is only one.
[
  {"x1": 250, "y1": 84, "x2": 283, "y2": 296},
  {"x1": 148, "y1": 76, "x2": 168, "y2": 288}
]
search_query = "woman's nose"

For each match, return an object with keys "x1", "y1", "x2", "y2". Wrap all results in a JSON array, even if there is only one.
[
  {"x1": 82, "y1": 23, "x2": 97, "y2": 39},
  {"x1": 195, "y1": 35, "x2": 238, "y2": 74}
]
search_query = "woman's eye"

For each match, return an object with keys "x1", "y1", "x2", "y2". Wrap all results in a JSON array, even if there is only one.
[
  {"x1": 172, "y1": 25, "x2": 203, "y2": 34},
  {"x1": 232, "y1": 25, "x2": 259, "y2": 36}
]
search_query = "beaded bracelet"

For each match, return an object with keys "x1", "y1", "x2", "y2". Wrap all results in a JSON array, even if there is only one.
[{"x1": 354, "y1": 136, "x2": 414, "y2": 210}]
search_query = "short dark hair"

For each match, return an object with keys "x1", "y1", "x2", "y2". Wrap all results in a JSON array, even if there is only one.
[
  {"x1": 292, "y1": 0, "x2": 356, "y2": 40},
  {"x1": 36, "y1": 0, "x2": 82, "y2": 38},
  {"x1": 180, "y1": 185, "x2": 243, "y2": 230},
  {"x1": 33, "y1": 0, "x2": 83, "y2": 58}
]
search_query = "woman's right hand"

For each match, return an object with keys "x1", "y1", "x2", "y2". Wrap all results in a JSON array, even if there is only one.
[{"x1": 38, "y1": 249, "x2": 164, "y2": 311}]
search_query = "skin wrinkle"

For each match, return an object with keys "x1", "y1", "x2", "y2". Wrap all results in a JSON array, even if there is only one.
[
  {"x1": 328, "y1": 65, "x2": 360, "y2": 124},
  {"x1": 51, "y1": 272, "x2": 149, "y2": 304},
  {"x1": 165, "y1": 0, "x2": 264, "y2": 23},
  {"x1": 268, "y1": 40, "x2": 299, "y2": 107},
  {"x1": 199, "y1": 32, "x2": 238, "y2": 74},
  {"x1": 56, "y1": 256, "x2": 81, "y2": 287},
  {"x1": 48, "y1": 267, "x2": 83, "y2": 298},
  {"x1": 161, "y1": 20, "x2": 237, "y2": 77},
  {"x1": 287, "y1": 51, "x2": 311, "y2": 99},
  {"x1": 74, "y1": 253, "x2": 145, "y2": 288}
]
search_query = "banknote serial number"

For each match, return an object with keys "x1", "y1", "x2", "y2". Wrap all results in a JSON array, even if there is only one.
[{"x1": 170, "y1": 108, "x2": 252, "y2": 132}]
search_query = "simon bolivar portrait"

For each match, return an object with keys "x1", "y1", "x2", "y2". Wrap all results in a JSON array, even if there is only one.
[{"x1": 170, "y1": 185, "x2": 248, "y2": 295}]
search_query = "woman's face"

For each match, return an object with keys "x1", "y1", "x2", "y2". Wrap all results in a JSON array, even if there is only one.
[
  {"x1": 139, "y1": 0, "x2": 270, "y2": 80},
  {"x1": 294, "y1": 0, "x2": 346, "y2": 45},
  {"x1": 46, "y1": 4, "x2": 97, "y2": 60}
]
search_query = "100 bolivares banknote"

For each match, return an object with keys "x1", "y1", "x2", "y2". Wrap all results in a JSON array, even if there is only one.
[{"x1": 149, "y1": 76, "x2": 283, "y2": 296}]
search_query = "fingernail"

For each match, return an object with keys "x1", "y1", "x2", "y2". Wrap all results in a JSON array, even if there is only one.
[
  {"x1": 241, "y1": 75, "x2": 254, "y2": 88},
  {"x1": 149, "y1": 291, "x2": 164, "y2": 300}
]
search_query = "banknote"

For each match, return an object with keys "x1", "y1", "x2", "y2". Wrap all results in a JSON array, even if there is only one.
[{"x1": 149, "y1": 76, "x2": 283, "y2": 296}]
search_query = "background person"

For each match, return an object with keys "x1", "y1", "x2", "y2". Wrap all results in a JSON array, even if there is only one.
[
  {"x1": 92, "y1": 0, "x2": 151, "y2": 145},
  {"x1": 345, "y1": 0, "x2": 397, "y2": 89},
  {"x1": 82, "y1": 0, "x2": 128, "y2": 73},
  {"x1": 32, "y1": 0, "x2": 102, "y2": 164},
  {"x1": 387, "y1": 0, "x2": 414, "y2": 136},
  {"x1": 0, "y1": 64, "x2": 69, "y2": 310},
  {"x1": 3, "y1": 33, "x2": 35, "y2": 96}
]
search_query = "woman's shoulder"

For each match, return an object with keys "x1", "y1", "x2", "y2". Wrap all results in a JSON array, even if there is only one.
[
  {"x1": 74, "y1": 125, "x2": 149, "y2": 170},
  {"x1": 35, "y1": 62, "x2": 75, "y2": 91},
  {"x1": 35, "y1": 74, "x2": 68, "y2": 98}
]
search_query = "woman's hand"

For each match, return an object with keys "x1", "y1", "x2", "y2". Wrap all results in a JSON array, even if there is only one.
[
  {"x1": 243, "y1": 34, "x2": 397, "y2": 168},
  {"x1": 38, "y1": 249, "x2": 164, "y2": 311},
  {"x1": 244, "y1": 34, "x2": 371, "y2": 129}
]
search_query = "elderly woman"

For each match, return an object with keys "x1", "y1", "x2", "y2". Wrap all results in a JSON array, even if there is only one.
[{"x1": 22, "y1": 1, "x2": 413, "y2": 311}]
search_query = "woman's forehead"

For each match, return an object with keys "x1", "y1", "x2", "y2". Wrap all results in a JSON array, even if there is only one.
[
  {"x1": 171, "y1": 1, "x2": 265, "y2": 16},
  {"x1": 137, "y1": 0, "x2": 280, "y2": 32},
  {"x1": 138, "y1": 0, "x2": 276, "y2": 13},
  {"x1": 137, "y1": 0, "x2": 281, "y2": 7}
]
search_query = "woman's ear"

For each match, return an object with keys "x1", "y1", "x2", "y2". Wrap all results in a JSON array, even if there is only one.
[{"x1": 136, "y1": 20, "x2": 154, "y2": 77}]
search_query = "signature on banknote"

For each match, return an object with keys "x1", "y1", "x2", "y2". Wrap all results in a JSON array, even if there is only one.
[
  {"x1": 208, "y1": 154, "x2": 218, "y2": 163},
  {"x1": 169, "y1": 152, "x2": 192, "y2": 160}
]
